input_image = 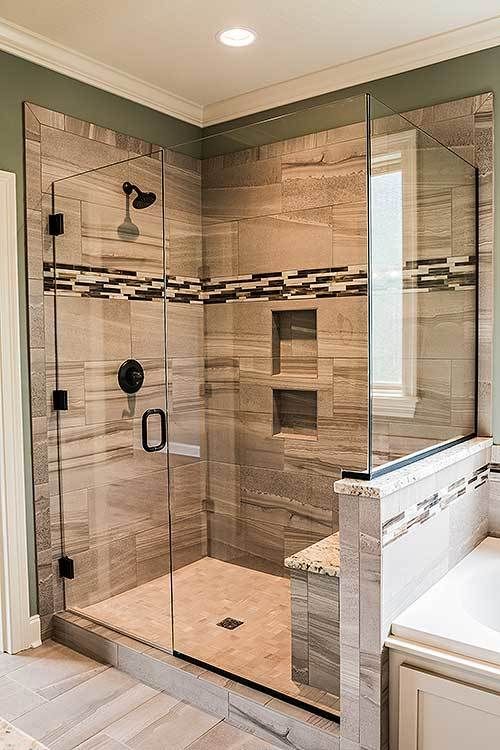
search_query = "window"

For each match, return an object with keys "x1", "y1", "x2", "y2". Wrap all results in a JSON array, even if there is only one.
[{"x1": 370, "y1": 131, "x2": 418, "y2": 419}]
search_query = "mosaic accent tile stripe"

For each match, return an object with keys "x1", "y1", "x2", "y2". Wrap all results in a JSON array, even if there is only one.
[
  {"x1": 401, "y1": 255, "x2": 476, "y2": 292},
  {"x1": 43, "y1": 262, "x2": 203, "y2": 304},
  {"x1": 44, "y1": 255, "x2": 476, "y2": 304},
  {"x1": 202, "y1": 265, "x2": 367, "y2": 303},
  {"x1": 382, "y1": 463, "x2": 489, "y2": 547}
]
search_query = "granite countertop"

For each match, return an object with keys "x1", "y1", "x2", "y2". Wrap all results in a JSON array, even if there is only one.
[
  {"x1": 0, "y1": 719, "x2": 47, "y2": 749},
  {"x1": 334, "y1": 437, "x2": 492, "y2": 499},
  {"x1": 284, "y1": 532, "x2": 340, "y2": 577}
]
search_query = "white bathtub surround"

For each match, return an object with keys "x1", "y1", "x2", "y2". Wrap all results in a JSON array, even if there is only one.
[
  {"x1": 392, "y1": 537, "x2": 500, "y2": 663},
  {"x1": 387, "y1": 538, "x2": 500, "y2": 749},
  {"x1": 334, "y1": 436, "x2": 493, "y2": 750}
]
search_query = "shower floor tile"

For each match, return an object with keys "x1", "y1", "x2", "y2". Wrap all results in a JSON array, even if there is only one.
[{"x1": 78, "y1": 556, "x2": 339, "y2": 714}]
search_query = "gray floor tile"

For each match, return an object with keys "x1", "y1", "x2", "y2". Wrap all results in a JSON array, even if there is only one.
[
  {"x1": 11, "y1": 642, "x2": 108, "y2": 696},
  {"x1": 2, "y1": 639, "x2": 325, "y2": 750},
  {"x1": 14, "y1": 667, "x2": 158, "y2": 750},
  {"x1": 0, "y1": 642, "x2": 56, "y2": 678},
  {"x1": 0, "y1": 675, "x2": 48, "y2": 720},
  {"x1": 105, "y1": 695, "x2": 221, "y2": 750},
  {"x1": 74, "y1": 734, "x2": 129, "y2": 749},
  {"x1": 39, "y1": 664, "x2": 110, "y2": 701},
  {"x1": 186, "y1": 720, "x2": 281, "y2": 749}
]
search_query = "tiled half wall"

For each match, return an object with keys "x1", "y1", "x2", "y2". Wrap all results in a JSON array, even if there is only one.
[{"x1": 336, "y1": 437, "x2": 492, "y2": 750}]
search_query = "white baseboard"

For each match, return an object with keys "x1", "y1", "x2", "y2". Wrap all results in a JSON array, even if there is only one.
[{"x1": 29, "y1": 615, "x2": 41, "y2": 648}]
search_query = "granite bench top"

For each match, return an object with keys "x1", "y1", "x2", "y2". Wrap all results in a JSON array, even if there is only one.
[
  {"x1": 284, "y1": 532, "x2": 340, "y2": 577},
  {"x1": 0, "y1": 719, "x2": 47, "y2": 749}
]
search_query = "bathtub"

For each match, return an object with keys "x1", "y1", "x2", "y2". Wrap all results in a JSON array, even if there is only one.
[{"x1": 391, "y1": 536, "x2": 500, "y2": 665}]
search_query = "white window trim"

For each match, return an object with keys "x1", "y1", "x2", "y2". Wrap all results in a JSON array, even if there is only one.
[
  {"x1": 0, "y1": 170, "x2": 40, "y2": 653},
  {"x1": 370, "y1": 130, "x2": 419, "y2": 420}
]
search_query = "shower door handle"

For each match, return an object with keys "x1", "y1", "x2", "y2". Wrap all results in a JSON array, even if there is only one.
[{"x1": 141, "y1": 408, "x2": 167, "y2": 452}]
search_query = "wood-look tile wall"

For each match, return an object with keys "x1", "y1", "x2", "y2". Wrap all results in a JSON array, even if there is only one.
[
  {"x1": 200, "y1": 93, "x2": 494, "y2": 569},
  {"x1": 202, "y1": 127, "x2": 369, "y2": 572},
  {"x1": 290, "y1": 570, "x2": 340, "y2": 696},
  {"x1": 24, "y1": 102, "x2": 206, "y2": 638}
]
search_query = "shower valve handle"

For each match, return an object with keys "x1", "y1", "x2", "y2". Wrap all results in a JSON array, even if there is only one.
[{"x1": 142, "y1": 408, "x2": 167, "y2": 452}]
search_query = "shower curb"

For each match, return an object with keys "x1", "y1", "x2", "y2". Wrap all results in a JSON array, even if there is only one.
[{"x1": 53, "y1": 611, "x2": 340, "y2": 750}]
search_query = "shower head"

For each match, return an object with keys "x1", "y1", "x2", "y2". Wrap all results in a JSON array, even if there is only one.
[{"x1": 122, "y1": 181, "x2": 157, "y2": 210}]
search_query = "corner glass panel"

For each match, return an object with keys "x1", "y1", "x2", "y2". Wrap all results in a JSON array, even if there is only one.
[
  {"x1": 166, "y1": 95, "x2": 369, "y2": 716},
  {"x1": 51, "y1": 152, "x2": 173, "y2": 649},
  {"x1": 368, "y1": 96, "x2": 477, "y2": 472}
]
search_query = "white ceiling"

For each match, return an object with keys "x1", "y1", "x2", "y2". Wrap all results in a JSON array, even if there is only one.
[{"x1": 0, "y1": 0, "x2": 499, "y2": 124}]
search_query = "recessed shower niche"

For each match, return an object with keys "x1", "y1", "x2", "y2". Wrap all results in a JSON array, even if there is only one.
[
  {"x1": 272, "y1": 309, "x2": 318, "y2": 377},
  {"x1": 273, "y1": 389, "x2": 318, "y2": 439}
]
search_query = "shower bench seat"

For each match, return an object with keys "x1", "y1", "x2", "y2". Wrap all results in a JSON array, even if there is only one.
[{"x1": 285, "y1": 532, "x2": 340, "y2": 697}]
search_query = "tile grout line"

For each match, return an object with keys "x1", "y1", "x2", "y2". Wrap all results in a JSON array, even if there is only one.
[{"x1": 183, "y1": 717, "x2": 227, "y2": 750}]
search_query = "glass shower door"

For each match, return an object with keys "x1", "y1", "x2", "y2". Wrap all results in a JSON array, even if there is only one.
[{"x1": 49, "y1": 151, "x2": 173, "y2": 648}]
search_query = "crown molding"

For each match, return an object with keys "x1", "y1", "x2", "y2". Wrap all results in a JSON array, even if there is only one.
[
  {"x1": 1, "y1": 15, "x2": 499, "y2": 129},
  {"x1": 203, "y1": 15, "x2": 500, "y2": 125},
  {"x1": 0, "y1": 17, "x2": 203, "y2": 126}
]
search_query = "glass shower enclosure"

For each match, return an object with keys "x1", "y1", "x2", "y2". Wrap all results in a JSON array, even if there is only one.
[{"x1": 48, "y1": 94, "x2": 477, "y2": 719}]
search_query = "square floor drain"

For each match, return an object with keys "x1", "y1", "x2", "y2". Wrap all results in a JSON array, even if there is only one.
[{"x1": 217, "y1": 617, "x2": 244, "y2": 630}]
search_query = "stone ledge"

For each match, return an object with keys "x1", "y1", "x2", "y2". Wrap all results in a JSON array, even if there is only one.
[
  {"x1": 334, "y1": 437, "x2": 492, "y2": 499},
  {"x1": 284, "y1": 533, "x2": 340, "y2": 577}
]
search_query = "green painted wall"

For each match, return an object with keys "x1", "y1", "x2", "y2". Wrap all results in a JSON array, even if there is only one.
[
  {"x1": 205, "y1": 45, "x2": 500, "y2": 445},
  {"x1": 0, "y1": 49, "x2": 200, "y2": 615}
]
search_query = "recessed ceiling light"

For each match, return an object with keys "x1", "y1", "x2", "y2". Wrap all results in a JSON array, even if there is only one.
[{"x1": 216, "y1": 27, "x2": 257, "y2": 47}]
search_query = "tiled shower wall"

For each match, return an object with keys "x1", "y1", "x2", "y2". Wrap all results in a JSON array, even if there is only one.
[
  {"x1": 201, "y1": 125, "x2": 369, "y2": 572},
  {"x1": 25, "y1": 92, "x2": 494, "y2": 637},
  {"x1": 24, "y1": 102, "x2": 206, "y2": 637},
  {"x1": 200, "y1": 92, "x2": 493, "y2": 569}
]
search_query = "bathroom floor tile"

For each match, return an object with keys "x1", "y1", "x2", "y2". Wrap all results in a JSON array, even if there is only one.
[
  {"x1": 3, "y1": 639, "x2": 282, "y2": 750},
  {"x1": 0, "y1": 675, "x2": 48, "y2": 720}
]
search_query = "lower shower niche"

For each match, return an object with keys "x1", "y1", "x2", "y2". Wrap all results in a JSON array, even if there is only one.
[{"x1": 273, "y1": 389, "x2": 318, "y2": 440}]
